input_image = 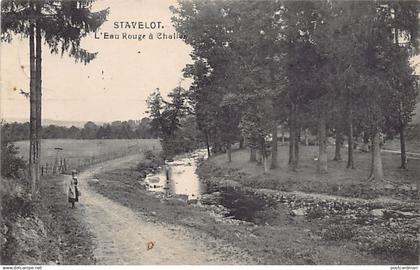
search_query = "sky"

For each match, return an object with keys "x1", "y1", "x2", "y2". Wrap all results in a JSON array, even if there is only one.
[
  {"x1": 0, "y1": 0, "x2": 193, "y2": 123},
  {"x1": 1, "y1": 1, "x2": 419, "y2": 124}
]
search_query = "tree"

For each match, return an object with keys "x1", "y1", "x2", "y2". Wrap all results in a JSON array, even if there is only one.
[
  {"x1": 281, "y1": 1, "x2": 324, "y2": 172},
  {"x1": 1, "y1": 0, "x2": 108, "y2": 194},
  {"x1": 173, "y1": 0, "x2": 286, "y2": 165},
  {"x1": 146, "y1": 87, "x2": 190, "y2": 158},
  {"x1": 81, "y1": 121, "x2": 99, "y2": 139},
  {"x1": 383, "y1": 1, "x2": 419, "y2": 169}
]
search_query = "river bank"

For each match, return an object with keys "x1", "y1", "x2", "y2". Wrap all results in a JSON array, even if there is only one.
[
  {"x1": 1, "y1": 173, "x2": 96, "y2": 265},
  {"x1": 88, "y1": 150, "x2": 418, "y2": 264}
]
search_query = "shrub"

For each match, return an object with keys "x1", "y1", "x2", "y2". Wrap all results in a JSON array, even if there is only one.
[
  {"x1": 136, "y1": 160, "x2": 154, "y2": 171},
  {"x1": 367, "y1": 234, "x2": 418, "y2": 262},
  {"x1": 1, "y1": 142, "x2": 26, "y2": 179},
  {"x1": 307, "y1": 206, "x2": 325, "y2": 219},
  {"x1": 143, "y1": 149, "x2": 155, "y2": 160},
  {"x1": 322, "y1": 224, "x2": 355, "y2": 241},
  {"x1": 136, "y1": 150, "x2": 164, "y2": 173}
]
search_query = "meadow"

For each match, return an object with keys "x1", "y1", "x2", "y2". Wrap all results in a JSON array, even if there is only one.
[
  {"x1": 210, "y1": 142, "x2": 419, "y2": 198},
  {"x1": 14, "y1": 139, "x2": 161, "y2": 173}
]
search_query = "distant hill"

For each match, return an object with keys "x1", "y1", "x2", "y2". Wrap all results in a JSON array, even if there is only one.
[{"x1": 2, "y1": 118, "x2": 104, "y2": 128}]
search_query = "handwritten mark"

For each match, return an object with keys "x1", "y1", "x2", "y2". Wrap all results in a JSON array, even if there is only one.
[
  {"x1": 19, "y1": 89, "x2": 30, "y2": 98},
  {"x1": 146, "y1": 241, "x2": 155, "y2": 251}
]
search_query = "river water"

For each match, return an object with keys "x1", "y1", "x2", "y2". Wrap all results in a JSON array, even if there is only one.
[
  {"x1": 144, "y1": 149, "x2": 208, "y2": 200},
  {"x1": 143, "y1": 149, "x2": 272, "y2": 222}
]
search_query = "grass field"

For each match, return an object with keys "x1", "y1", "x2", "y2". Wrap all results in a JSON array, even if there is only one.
[
  {"x1": 14, "y1": 139, "x2": 161, "y2": 170},
  {"x1": 210, "y1": 143, "x2": 419, "y2": 199}
]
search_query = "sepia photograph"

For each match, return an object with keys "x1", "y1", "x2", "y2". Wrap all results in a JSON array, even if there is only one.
[{"x1": 0, "y1": 0, "x2": 419, "y2": 267}]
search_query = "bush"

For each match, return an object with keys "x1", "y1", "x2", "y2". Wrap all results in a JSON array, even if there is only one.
[
  {"x1": 307, "y1": 206, "x2": 325, "y2": 219},
  {"x1": 136, "y1": 160, "x2": 154, "y2": 171},
  {"x1": 367, "y1": 234, "x2": 418, "y2": 262},
  {"x1": 136, "y1": 150, "x2": 164, "y2": 172},
  {"x1": 1, "y1": 142, "x2": 26, "y2": 179},
  {"x1": 322, "y1": 224, "x2": 355, "y2": 241},
  {"x1": 0, "y1": 178, "x2": 34, "y2": 221},
  {"x1": 143, "y1": 149, "x2": 155, "y2": 160}
]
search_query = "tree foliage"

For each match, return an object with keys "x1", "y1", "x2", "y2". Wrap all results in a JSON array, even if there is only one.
[{"x1": 171, "y1": 0, "x2": 419, "y2": 179}]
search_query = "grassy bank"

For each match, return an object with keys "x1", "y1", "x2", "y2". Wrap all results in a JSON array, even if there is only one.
[
  {"x1": 0, "y1": 173, "x2": 96, "y2": 265},
  {"x1": 87, "y1": 155, "x2": 417, "y2": 264},
  {"x1": 38, "y1": 174, "x2": 97, "y2": 265},
  {"x1": 207, "y1": 145, "x2": 419, "y2": 200},
  {"x1": 1, "y1": 139, "x2": 161, "y2": 264},
  {"x1": 197, "y1": 148, "x2": 419, "y2": 264}
]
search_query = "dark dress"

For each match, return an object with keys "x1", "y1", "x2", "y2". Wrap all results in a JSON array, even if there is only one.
[{"x1": 74, "y1": 178, "x2": 79, "y2": 202}]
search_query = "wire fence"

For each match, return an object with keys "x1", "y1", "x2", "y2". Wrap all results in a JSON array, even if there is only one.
[{"x1": 40, "y1": 145, "x2": 156, "y2": 176}]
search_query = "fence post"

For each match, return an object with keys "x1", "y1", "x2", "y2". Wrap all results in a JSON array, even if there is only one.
[{"x1": 63, "y1": 158, "x2": 67, "y2": 172}]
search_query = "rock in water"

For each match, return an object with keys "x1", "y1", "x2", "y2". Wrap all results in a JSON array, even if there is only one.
[
  {"x1": 397, "y1": 184, "x2": 411, "y2": 191},
  {"x1": 291, "y1": 208, "x2": 306, "y2": 216},
  {"x1": 383, "y1": 184, "x2": 395, "y2": 190},
  {"x1": 370, "y1": 209, "x2": 385, "y2": 217}
]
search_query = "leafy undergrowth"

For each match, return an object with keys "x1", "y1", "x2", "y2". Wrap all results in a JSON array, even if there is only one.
[
  {"x1": 39, "y1": 175, "x2": 96, "y2": 265},
  {"x1": 1, "y1": 173, "x2": 97, "y2": 265},
  {"x1": 0, "y1": 176, "x2": 60, "y2": 265}
]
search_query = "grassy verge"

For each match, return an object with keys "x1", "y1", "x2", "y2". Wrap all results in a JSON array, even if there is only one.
[
  {"x1": 198, "y1": 153, "x2": 419, "y2": 264},
  {"x1": 0, "y1": 174, "x2": 96, "y2": 265},
  {"x1": 38, "y1": 175, "x2": 96, "y2": 265},
  {"x1": 207, "y1": 145, "x2": 419, "y2": 200},
  {"x1": 88, "y1": 161, "x2": 410, "y2": 264}
]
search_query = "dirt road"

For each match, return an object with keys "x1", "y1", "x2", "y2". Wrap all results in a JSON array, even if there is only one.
[{"x1": 75, "y1": 155, "x2": 244, "y2": 265}]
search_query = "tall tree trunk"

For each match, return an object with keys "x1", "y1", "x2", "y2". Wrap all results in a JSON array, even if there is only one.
[
  {"x1": 271, "y1": 122, "x2": 278, "y2": 169},
  {"x1": 369, "y1": 130, "x2": 383, "y2": 180},
  {"x1": 263, "y1": 154, "x2": 270, "y2": 173},
  {"x1": 227, "y1": 142, "x2": 232, "y2": 163},
  {"x1": 304, "y1": 128, "x2": 309, "y2": 146},
  {"x1": 35, "y1": 15, "x2": 42, "y2": 184},
  {"x1": 289, "y1": 104, "x2": 298, "y2": 171},
  {"x1": 318, "y1": 113, "x2": 328, "y2": 173},
  {"x1": 250, "y1": 147, "x2": 256, "y2": 162},
  {"x1": 288, "y1": 106, "x2": 295, "y2": 165},
  {"x1": 239, "y1": 135, "x2": 244, "y2": 149},
  {"x1": 347, "y1": 120, "x2": 354, "y2": 169},
  {"x1": 256, "y1": 149, "x2": 262, "y2": 164},
  {"x1": 29, "y1": 20, "x2": 38, "y2": 196},
  {"x1": 362, "y1": 132, "x2": 370, "y2": 152},
  {"x1": 281, "y1": 126, "x2": 285, "y2": 145},
  {"x1": 260, "y1": 138, "x2": 269, "y2": 172},
  {"x1": 399, "y1": 125, "x2": 407, "y2": 169},
  {"x1": 205, "y1": 132, "x2": 211, "y2": 159},
  {"x1": 288, "y1": 127, "x2": 295, "y2": 164},
  {"x1": 294, "y1": 124, "x2": 300, "y2": 169},
  {"x1": 333, "y1": 129, "x2": 342, "y2": 161}
]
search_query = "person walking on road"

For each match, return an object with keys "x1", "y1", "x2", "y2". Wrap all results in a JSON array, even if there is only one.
[{"x1": 68, "y1": 170, "x2": 79, "y2": 208}]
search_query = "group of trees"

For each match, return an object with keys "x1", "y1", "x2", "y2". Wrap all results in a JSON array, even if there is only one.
[
  {"x1": 168, "y1": 0, "x2": 418, "y2": 180},
  {"x1": 146, "y1": 88, "x2": 202, "y2": 158},
  {"x1": 1, "y1": 118, "x2": 155, "y2": 142},
  {"x1": 2, "y1": 0, "x2": 108, "y2": 194}
]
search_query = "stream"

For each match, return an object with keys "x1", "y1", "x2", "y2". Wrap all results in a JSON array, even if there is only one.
[
  {"x1": 143, "y1": 149, "x2": 271, "y2": 222},
  {"x1": 142, "y1": 150, "x2": 418, "y2": 231},
  {"x1": 144, "y1": 149, "x2": 208, "y2": 199}
]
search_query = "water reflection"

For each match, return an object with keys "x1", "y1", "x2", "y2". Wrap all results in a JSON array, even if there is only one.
[{"x1": 144, "y1": 149, "x2": 207, "y2": 199}]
